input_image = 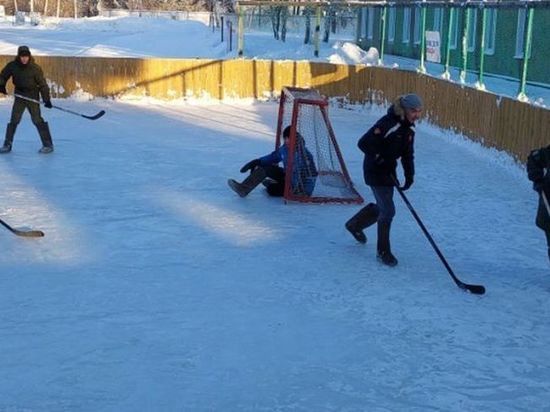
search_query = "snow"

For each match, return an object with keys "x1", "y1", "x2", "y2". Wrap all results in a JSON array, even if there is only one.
[
  {"x1": 0, "y1": 16, "x2": 549, "y2": 411},
  {"x1": 1, "y1": 15, "x2": 548, "y2": 105}
]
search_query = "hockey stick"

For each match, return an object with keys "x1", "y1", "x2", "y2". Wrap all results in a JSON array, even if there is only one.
[
  {"x1": 392, "y1": 177, "x2": 485, "y2": 295},
  {"x1": 542, "y1": 190, "x2": 550, "y2": 217},
  {"x1": 0, "y1": 217, "x2": 44, "y2": 238},
  {"x1": 12, "y1": 93, "x2": 105, "y2": 120}
]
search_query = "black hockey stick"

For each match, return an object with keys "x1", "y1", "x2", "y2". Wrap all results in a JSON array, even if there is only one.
[
  {"x1": 392, "y1": 177, "x2": 485, "y2": 295},
  {"x1": 542, "y1": 190, "x2": 550, "y2": 217},
  {"x1": 0, "y1": 217, "x2": 44, "y2": 238},
  {"x1": 13, "y1": 93, "x2": 105, "y2": 120}
]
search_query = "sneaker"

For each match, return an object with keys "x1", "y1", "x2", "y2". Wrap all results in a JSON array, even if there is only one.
[
  {"x1": 38, "y1": 146, "x2": 54, "y2": 154},
  {"x1": 377, "y1": 250, "x2": 398, "y2": 267},
  {"x1": 345, "y1": 221, "x2": 367, "y2": 244},
  {"x1": 0, "y1": 144, "x2": 12, "y2": 154}
]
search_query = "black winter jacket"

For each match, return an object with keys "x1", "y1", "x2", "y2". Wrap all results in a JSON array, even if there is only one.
[
  {"x1": 358, "y1": 104, "x2": 415, "y2": 187},
  {"x1": 527, "y1": 145, "x2": 550, "y2": 231},
  {"x1": 0, "y1": 55, "x2": 50, "y2": 101}
]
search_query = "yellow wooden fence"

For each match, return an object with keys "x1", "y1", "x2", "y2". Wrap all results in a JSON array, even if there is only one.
[{"x1": 0, "y1": 55, "x2": 547, "y2": 161}]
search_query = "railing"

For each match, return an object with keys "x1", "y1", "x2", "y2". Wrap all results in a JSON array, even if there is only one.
[{"x1": 0, "y1": 55, "x2": 546, "y2": 161}]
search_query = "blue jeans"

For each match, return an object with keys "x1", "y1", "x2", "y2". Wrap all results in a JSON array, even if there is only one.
[{"x1": 370, "y1": 186, "x2": 395, "y2": 224}]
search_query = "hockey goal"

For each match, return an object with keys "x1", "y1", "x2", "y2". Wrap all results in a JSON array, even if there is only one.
[{"x1": 275, "y1": 87, "x2": 363, "y2": 204}]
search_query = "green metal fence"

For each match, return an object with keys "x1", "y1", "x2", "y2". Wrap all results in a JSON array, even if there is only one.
[{"x1": 355, "y1": 0, "x2": 550, "y2": 102}]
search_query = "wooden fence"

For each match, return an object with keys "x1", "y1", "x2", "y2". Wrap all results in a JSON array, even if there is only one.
[{"x1": 0, "y1": 55, "x2": 547, "y2": 161}]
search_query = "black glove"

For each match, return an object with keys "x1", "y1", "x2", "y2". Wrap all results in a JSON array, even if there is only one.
[
  {"x1": 44, "y1": 100, "x2": 53, "y2": 109},
  {"x1": 240, "y1": 158, "x2": 261, "y2": 173},
  {"x1": 401, "y1": 176, "x2": 414, "y2": 191},
  {"x1": 0, "y1": 85, "x2": 6, "y2": 95}
]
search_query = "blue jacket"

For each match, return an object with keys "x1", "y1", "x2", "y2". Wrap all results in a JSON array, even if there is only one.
[
  {"x1": 358, "y1": 105, "x2": 415, "y2": 187},
  {"x1": 259, "y1": 142, "x2": 317, "y2": 196}
]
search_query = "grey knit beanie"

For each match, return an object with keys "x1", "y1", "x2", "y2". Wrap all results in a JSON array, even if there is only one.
[{"x1": 400, "y1": 93, "x2": 423, "y2": 110}]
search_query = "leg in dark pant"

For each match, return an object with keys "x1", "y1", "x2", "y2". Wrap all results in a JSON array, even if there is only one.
[
  {"x1": 0, "y1": 99, "x2": 26, "y2": 153},
  {"x1": 371, "y1": 186, "x2": 398, "y2": 266},
  {"x1": 345, "y1": 203, "x2": 379, "y2": 244},
  {"x1": 263, "y1": 165, "x2": 286, "y2": 197},
  {"x1": 228, "y1": 167, "x2": 267, "y2": 197},
  {"x1": 27, "y1": 99, "x2": 53, "y2": 153},
  {"x1": 0, "y1": 123, "x2": 17, "y2": 153},
  {"x1": 36, "y1": 122, "x2": 54, "y2": 153},
  {"x1": 9, "y1": 97, "x2": 27, "y2": 125}
]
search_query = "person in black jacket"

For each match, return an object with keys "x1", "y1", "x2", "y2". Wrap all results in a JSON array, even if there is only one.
[
  {"x1": 527, "y1": 145, "x2": 550, "y2": 262},
  {"x1": 345, "y1": 93, "x2": 423, "y2": 266},
  {"x1": 0, "y1": 45, "x2": 54, "y2": 154}
]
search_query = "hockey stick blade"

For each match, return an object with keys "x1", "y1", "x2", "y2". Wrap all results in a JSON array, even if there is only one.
[
  {"x1": 12, "y1": 229, "x2": 45, "y2": 238},
  {"x1": 459, "y1": 282, "x2": 486, "y2": 295},
  {"x1": 392, "y1": 180, "x2": 486, "y2": 296},
  {"x1": 0, "y1": 219, "x2": 44, "y2": 238},
  {"x1": 82, "y1": 110, "x2": 106, "y2": 120}
]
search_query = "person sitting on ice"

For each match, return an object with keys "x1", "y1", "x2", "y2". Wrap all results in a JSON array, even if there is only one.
[
  {"x1": 228, "y1": 126, "x2": 318, "y2": 198},
  {"x1": 527, "y1": 144, "x2": 550, "y2": 263}
]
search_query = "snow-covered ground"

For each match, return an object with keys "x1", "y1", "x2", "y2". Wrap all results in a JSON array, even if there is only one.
[
  {"x1": 0, "y1": 15, "x2": 549, "y2": 411},
  {"x1": 0, "y1": 16, "x2": 548, "y2": 105}
]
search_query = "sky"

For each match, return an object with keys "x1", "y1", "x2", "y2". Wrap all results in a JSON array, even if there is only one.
[{"x1": 0, "y1": 15, "x2": 549, "y2": 411}]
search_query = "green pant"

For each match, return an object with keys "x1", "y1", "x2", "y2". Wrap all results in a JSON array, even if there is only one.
[{"x1": 10, "y1": 96, "x2": 45, "y2": 126}]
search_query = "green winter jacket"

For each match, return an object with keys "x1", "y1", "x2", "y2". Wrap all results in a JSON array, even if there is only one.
[{"x1": 0, "y1": 55, "x2": 50, "y2": 101}]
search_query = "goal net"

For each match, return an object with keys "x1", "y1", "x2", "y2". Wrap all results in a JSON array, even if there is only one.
[{"x1": 276, "y1": 87, "x2": 363, "y2": 204}]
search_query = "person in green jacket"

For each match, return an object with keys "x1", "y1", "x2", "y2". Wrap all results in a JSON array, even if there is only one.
[{"x1": 0, "y1": 45, "x2": 54, "y2": 154}]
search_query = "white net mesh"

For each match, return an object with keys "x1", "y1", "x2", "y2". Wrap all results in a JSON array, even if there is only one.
[{"x1": 278, "y1": 88, "x2": 363, "y2": 203}]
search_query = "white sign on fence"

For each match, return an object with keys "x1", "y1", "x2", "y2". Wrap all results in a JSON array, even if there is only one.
[{"x1": 425, "y1": 31, "x2": 441, "y2": 63}]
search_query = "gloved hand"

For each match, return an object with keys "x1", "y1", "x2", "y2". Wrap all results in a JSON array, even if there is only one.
[
  {"x1": 240, "y1": 158, "x2": 261, "y2": 173},
  {"x1": 401, "y1": 176, "x2": 414, "y2": 191},
  {"x1": 533, "y1": 179, "x2": 544, "y2": 193},
  {"x1": 44, "y1": 99, "x2": 53, "y2": 109},
  {"x1": 0, "y1": 85, "x2": 6, "y2": 95}
]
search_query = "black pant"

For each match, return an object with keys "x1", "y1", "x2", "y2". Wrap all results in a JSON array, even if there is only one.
[
  {"x1": 263, "y1": 165, "x2": 285, "y2": 197},
  {"x1": 10, "y1": 96, "x2": 45, "y2": 126}
]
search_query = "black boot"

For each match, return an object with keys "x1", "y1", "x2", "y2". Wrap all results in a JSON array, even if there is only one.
[
  {"x1": 377, "y1": 221, "x2": 398, "y2": 266},
  {"x1": 36, "y1": 122, "x2": 54, "y2": 154},
  {"x1": 228, "y1": 167, "x2": 267, "y2": 197},
  {"x1": 0, "y1": 123, "x2": 17, "y2": 154},
  {"x1": 345, "y1": 203, "x2": 379, "y2": 244}
]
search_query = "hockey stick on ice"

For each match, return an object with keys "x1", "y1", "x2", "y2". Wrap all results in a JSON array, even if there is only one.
[
  {"x1": 392, "y1": 177, "x2": 485, "y2": 295},
  {"x1": 0, "y1": 217, "x2": 44, "y2": 238},
  {"x1": 13, "y1": 93, "x2": 105, "y2": 120}
]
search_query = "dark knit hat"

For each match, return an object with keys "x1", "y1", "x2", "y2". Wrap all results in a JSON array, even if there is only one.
[
  {"x1": 17, "y1": 45, "x2": 31, "y2": 57},
  {"x1": 283, "y1": 126, "x2": 292, "y2": 138},
  {"x1": 400, "y1": 93, "x2": 423, "y2": 110}
]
